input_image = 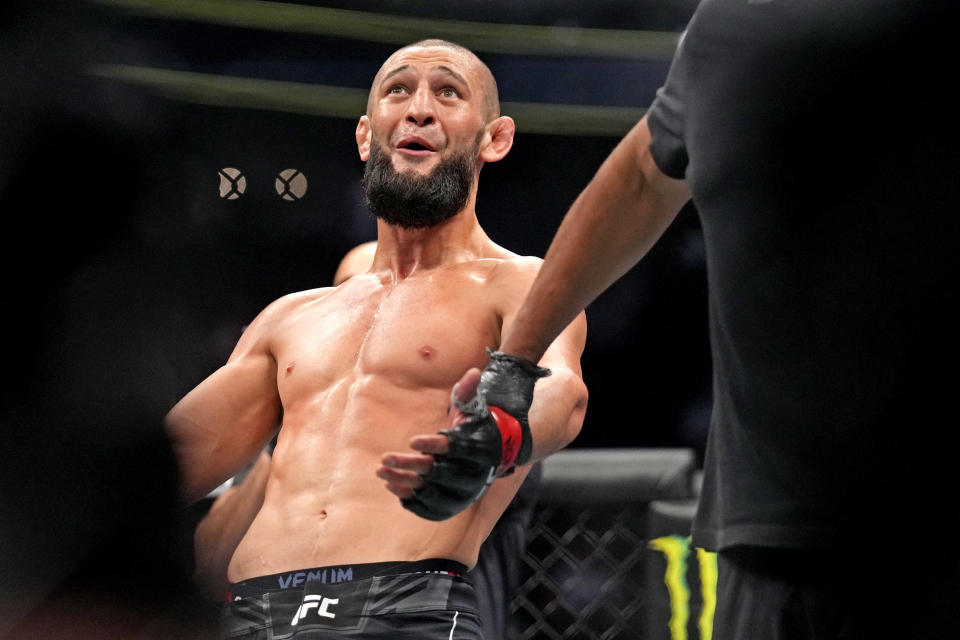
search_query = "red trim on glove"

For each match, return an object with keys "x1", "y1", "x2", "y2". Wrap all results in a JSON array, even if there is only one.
[{"x1": 489, "y1": 405, "x2": 523, "y2": 475}]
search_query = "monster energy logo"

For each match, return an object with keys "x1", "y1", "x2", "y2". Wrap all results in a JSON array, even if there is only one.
[{"x1": 648, "y1": 535, "x2": 717, "y2": 640}]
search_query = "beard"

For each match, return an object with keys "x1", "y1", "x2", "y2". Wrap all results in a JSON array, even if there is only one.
[{"x1": 361, "y1": 140, "x2": 477, "y2": 230}]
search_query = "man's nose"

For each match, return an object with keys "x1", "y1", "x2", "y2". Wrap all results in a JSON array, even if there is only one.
[{"x1": 405, "y1": 87, "x2": 435, "y2": 126}]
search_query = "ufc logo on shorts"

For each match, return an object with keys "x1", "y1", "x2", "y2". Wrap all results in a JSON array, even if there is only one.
[{"x1": 291, "y1": 594, "x2": 339, "y2": 625}]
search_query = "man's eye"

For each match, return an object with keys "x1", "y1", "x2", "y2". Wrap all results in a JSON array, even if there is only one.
[
  {"x1": 388, "y1": 85, "x2": 406, "y2": 95},
  {"x1": 439, "y1": 87, "x2": 459, "y2": 98}
]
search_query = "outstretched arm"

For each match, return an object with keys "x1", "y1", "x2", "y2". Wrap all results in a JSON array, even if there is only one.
[{"x1": 503, "y1": 115, "x2": 690, "y2": 363}]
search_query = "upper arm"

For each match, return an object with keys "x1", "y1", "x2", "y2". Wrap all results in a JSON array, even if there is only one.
[
  {"x1": 165, "y1": 299, "x2": 292, "y2": 502},
  {"x1": 629, "y1": 115, "x2": 692, "y2": 222}
]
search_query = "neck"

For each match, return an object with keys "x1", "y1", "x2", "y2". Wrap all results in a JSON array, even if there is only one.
[{"x1": 373, "y1": 201, "x2": 490, "y2": 281}]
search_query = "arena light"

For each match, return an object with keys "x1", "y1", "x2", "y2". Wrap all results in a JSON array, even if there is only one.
[
  {"x1": 90, "y1": 0, "x2": 681, "y2": 59},
  {"x1": 90, "y1": 64, "x2": 648, "y2": 137}
]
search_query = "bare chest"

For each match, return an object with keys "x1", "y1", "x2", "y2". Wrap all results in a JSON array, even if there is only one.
[{"x1": 274, "y1": 275, "x2": 500, "y2": 400}]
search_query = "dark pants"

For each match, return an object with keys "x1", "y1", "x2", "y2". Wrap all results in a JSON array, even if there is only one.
[{"x1": 715, "y1": 546, "x2": 960, "y2": 640}]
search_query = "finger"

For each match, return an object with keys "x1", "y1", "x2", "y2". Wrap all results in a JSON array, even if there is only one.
[
  {"x1": 381, "y1": 452, "x2": 435, "y2": 475},
  {"x1": 376, "y1": 464, "x2": 425, "y2": 487},
  {"x1": 453, "y1": 368, "x2": 482, "y2": 404},
  {"x1": 409, "y1": 434, "x2": 450, "y2": 455},
  {"x1": 383, "y1": 482, "x2": 416, "y2": 500}
]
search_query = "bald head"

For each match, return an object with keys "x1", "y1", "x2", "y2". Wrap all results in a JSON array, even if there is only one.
[{"x1": 366, "y1": 39, "x2": 500, "y2": 122}]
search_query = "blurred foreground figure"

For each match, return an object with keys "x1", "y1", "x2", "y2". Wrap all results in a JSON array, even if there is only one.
[{"x1": 1, "y1": 2, "x2": 214, "y2": 638}]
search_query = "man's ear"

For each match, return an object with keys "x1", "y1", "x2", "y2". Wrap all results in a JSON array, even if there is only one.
[
  {"x1": 356, "y1": 116, "x2": 371, "y2": 161},
  {"x1": 479, "y1": 116, "x2": 515, "y2": 163}
]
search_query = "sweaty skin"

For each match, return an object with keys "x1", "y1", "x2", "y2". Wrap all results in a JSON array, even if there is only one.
[{"x1": 165, "y1": 41, "x2": 587, "y2": 584}]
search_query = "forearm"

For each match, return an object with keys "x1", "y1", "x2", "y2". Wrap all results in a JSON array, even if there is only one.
[
  {"x1": 526, "y1": 367, "x2": 588, "y2": 462},
  {"x1": 501, "y1": 116, "x2": 690, "y2": 362},
  {"x1": 166, "y1": 410, "x2": 267, "y2": 504},
  {"x1": 165, "y1": 361, "x2": 282, "y2": 503}
]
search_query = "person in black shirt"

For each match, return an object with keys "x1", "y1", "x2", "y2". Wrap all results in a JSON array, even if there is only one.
[{"x1": 406, "y1": 1, "x2": 960, "y2": 638}]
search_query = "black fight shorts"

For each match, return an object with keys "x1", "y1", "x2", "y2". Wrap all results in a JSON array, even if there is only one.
[{"x1": 221, "y1": 559, "x2": 484, "y2": 639}]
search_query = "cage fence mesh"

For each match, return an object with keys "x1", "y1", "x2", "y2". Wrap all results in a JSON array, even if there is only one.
[{"x1": 509, "y1": 503, "x2": 651, "y2": 640}]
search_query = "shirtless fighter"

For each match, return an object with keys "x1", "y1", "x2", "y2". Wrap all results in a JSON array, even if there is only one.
[{"x1": 165, "y1": 39, "x2": 588, "y2": 639}]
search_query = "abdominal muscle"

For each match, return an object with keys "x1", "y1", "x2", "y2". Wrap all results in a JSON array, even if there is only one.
[{"x1": 226, "y1": 376, "x2": 520, "y2": 583}]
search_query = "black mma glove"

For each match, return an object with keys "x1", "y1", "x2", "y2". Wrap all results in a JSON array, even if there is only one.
[{"x1": 402, "y1": 349, "x2": 550, "y2": 521}]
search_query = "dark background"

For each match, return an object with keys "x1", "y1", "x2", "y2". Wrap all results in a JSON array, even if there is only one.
[{"x1": 2, "y1": 0, "x2": 710, "y2": 459}]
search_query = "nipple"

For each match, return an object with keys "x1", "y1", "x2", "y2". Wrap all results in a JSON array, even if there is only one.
[{"x1": 419, "y1": 346, "x2": 435, "y2": 360}]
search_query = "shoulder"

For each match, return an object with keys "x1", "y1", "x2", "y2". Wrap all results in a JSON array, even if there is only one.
[
  {"x1": 470, "y1": 255, "x2": 544, "y2": 319},
  {"x1": 265, "y1": 287, "x2": 335, "y2": 316},
  {"x1": 443, "y1": 254, "x2": 542, "y2": 289},
  {"x1": 489, "y1": 254, "x2": 543, "y2": 286},
  {"x1": 243, "y1": 287, "x2": 336, "y2": 337},
  {"x1": 225, "y1": 287, "x2": 337, "y2": 362}
]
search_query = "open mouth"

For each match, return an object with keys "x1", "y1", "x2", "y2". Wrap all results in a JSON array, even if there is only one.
[{"x1": 396, "y1": 137, "x2": 437, "y2": 155}]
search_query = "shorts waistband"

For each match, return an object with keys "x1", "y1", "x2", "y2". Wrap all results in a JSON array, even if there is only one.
[
  {"x1": 222, "y1": 563, "x2": 479, "y2": 637},
  {"x1": 228, "y1": 559, "x2": 468, "y2": 599}
]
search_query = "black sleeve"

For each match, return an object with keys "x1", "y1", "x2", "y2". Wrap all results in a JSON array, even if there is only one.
[{"x1": 647, "y1": 30, "x2": 692, "y2": 180}]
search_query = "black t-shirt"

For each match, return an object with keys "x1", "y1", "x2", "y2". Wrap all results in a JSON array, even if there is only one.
[{"x1": 647, "y1": 0, "x2": 959, "y2": 551}]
